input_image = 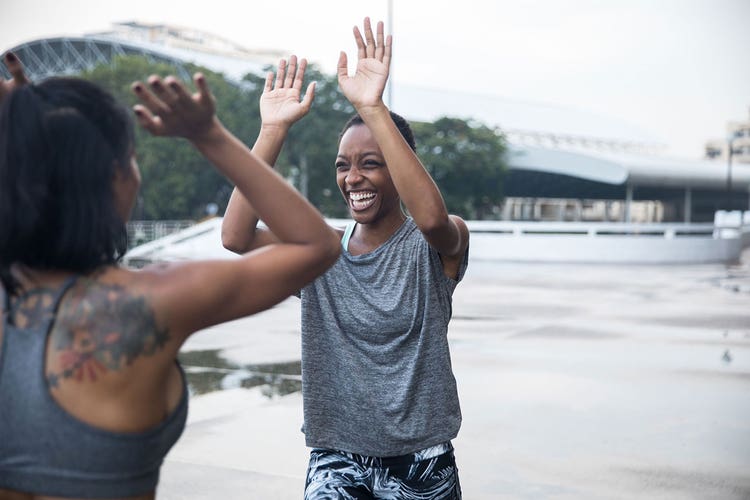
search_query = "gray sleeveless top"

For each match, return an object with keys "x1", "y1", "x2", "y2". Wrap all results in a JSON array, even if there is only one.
[
  {"x1": 300, "y1": 218, "x2": 469, "y2": 456},
  {"x1": 0, "y1": 276, "x2": 188, "y2": 497}
]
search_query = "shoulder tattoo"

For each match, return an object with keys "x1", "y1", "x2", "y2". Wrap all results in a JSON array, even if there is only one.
[{"x1": 46, "y1": 281, "x2": 169, "y2": 386}]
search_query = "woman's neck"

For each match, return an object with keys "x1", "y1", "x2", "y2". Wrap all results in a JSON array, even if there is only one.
[{"x1": 349, "y1": 210, "x2": 407, "y2": 255}]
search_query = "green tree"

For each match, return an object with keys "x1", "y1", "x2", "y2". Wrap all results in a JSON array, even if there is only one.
[
  {"x1": 412, "y1": 117, "x2": 508, "y2": 219},
  {"x1": 81, "y1": 55, "x2": 258, "y2": 220},
  {"x1": 79, "y1": 56, "x2": 507, "y2": 220}
]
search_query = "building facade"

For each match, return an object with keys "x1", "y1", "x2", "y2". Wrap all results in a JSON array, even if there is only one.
[{"x1": 705, "y1": 107, "x2": 750, "y2": 164}]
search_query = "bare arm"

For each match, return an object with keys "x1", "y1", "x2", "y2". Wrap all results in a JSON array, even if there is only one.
[
  {"x1": 222, "y1": 56, "x2": 315, "y2": 253},
  {"x1": 337, "y1": 19, "x2": 469, "y2": 259},
  {"x1": 131, "y1": 72, "x2": 338, "y2": 339}
]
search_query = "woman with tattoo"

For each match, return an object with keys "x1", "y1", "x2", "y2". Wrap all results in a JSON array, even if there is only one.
[
  {"x1": 0, "y1": 51, "x2": 339, "y2": 500},
  {"x1": 222, "y1": 18, "x2": 469, "y2": 499}
]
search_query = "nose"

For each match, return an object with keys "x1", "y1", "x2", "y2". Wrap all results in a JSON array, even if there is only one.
[{"x1": 345, "y1": 164, "x2": 363, "y2": 185}]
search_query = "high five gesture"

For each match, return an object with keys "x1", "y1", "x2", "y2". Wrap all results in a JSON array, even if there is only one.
[{"x1": 337, "y1": 17, "x2": 391, "y2": 112}]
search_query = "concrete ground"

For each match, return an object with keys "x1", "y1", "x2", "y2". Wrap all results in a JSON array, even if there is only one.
[{"x1": 157, "y1": 251, "x2": 750, "y2": 499}]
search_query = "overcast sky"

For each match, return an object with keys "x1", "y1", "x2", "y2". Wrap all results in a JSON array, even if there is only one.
[{"x1": 2, "y1": 0, "x2": 749, "y2": 158}]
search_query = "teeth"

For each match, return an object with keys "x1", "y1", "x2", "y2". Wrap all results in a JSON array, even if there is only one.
[{"x1": 349, "y1": 192, "x2": 375, "y2": 201}]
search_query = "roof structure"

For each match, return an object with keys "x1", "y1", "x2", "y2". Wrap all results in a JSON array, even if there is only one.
[
  {"x1": 3, "y1": 23, "x2": 746, "y2": 213},
  {"x1": 392, "y1": 84, "x2": 665, "y2": 155},
  {"x1": 509, "y1": 144, "x2": 750, "y2": 190},
  {"x1": 1, "y1": 22, "x2": 281, "y2": 84}
]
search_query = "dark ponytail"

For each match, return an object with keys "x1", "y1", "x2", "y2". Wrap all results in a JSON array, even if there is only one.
[{"x1": 0, "y1": 78, "x2": 134, "y2": 295}]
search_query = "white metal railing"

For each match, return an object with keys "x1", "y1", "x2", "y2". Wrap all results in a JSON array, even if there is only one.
[
  {"x1": 126, "y1": 220, "x2": 195, "y2": 247},
  {"x1": 465, "y1": 221, "x2": 717, "y2": 238},
  {"x1": 465, "y1": 210, "x2": 750, "y2": 242}
]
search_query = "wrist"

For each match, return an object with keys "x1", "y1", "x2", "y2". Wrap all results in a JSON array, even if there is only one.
[
  {"x1": 355, "y1": 102, "x2": 389, "y2": 119},
  {"x1": 259, "y1": 123, "x2": 291, "y2": 139},
  {"x1": 188, "y1": 117, "x2": 227, "y2": 148}
]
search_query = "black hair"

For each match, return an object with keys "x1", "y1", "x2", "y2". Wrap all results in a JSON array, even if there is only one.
[
  {"x1": 0, "y1": 77, "x2": 135, "y2": 295},
  {"x1": 338, "y1": 110, "x2": 417, "y2": 152}
]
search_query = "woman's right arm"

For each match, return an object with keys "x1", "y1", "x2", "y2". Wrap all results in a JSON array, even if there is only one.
[
  {"x1": 222, "y1": 56, "x2": 314, "y2": 253},
  {"x1": 131, "y1": 71, "x2": 339, "y2": 340}
]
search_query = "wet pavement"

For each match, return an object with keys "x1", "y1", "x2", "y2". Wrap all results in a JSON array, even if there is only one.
[{"x1": 158, "y1": 251, "x2": 750, "y2": 499}]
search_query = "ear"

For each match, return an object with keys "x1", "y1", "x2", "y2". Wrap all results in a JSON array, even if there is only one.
[{"x1": 111, "y1": 159, "x2": 140, "y2": 221}]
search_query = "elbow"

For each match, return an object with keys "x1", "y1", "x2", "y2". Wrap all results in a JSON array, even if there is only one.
[
  {"x1": 321, "y1": 229, "x2": 342, "y2": 267},
  {"x1": 311, "y1": 228, "x2": 341, "y2": 273},
  {"x1": 418, "y1": 212, "x2": 451, "y2": 237},
  {"x1": 221, "y1": 228, "x2": 248, "y2": 255}
]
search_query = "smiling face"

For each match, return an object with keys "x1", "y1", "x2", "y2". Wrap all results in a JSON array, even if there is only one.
[{"x1": 336, "y1": 124, "x2": 402, "y2": 225}]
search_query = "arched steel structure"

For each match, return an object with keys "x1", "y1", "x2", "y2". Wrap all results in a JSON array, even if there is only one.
[{"x1": 1, "y1": 36, "x2": 192, "y2": 82}]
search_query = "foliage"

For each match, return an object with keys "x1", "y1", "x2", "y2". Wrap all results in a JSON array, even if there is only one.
[
  {"x1": 412, "y1": 117, "x2": 508, "y2": 219},
  {"x1": 82, "y1": 56, "x2": 257, "y2": 220},
  {"x1": 78, "y1": 55, "x2": 507, "y2": 220}
]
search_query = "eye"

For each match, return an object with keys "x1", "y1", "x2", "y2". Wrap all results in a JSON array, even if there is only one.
[
  {"x1": 335, "y1": 161, "x2": 349, "y2": 171},
  {"x1": 362, "y1": 159, "x2": 382, "y2": 168}
]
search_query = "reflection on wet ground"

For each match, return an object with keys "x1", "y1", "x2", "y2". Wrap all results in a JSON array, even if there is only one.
[
  {"x1": 178, "y1": 349, "x2": 301, "y2": 398},
  {"x1": 159, "y1": 253, "x2": 750, "y2": 499}
]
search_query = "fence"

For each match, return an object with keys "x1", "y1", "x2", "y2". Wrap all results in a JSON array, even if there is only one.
[{"x1": 126, "y1": 220, "x2": 195, "y2": 248}]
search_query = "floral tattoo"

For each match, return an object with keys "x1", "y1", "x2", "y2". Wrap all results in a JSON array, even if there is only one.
[{"x1": 42, "y1": 280, "x2": 170, "y2": 386}]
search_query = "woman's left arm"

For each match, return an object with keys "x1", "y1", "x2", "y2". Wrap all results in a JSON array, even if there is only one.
[{"x1": 337, "y1": 19, "x2": 469, "y2": 260}]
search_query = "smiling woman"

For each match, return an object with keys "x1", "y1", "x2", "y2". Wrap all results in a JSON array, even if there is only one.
[{"x1": 221, "y1": 17, "x2": 469, "y2": 499}]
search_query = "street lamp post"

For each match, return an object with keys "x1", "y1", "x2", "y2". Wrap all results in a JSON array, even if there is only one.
[
  {"x1": 386, "y1": 0, "x2": 393, "y2": 109},
  {"x1": 727, "y1": 134, "x2": 734, "y2": 209}
]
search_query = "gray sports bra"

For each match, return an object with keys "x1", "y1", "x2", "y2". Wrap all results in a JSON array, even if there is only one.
[{"x1": 0, "y1": 275, "x2": 188, "y2": 497}]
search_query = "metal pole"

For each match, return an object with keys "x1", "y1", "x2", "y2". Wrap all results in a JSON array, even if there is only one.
[
  {"x1": 683, "y1": 187, "x2": 692, "y2": 223},
  {"x1": 625, "y1": 184, "x2": 633, "y2": 223},
  {"x1": 387, "y1": 0, "x2": 393, "y2": 109},
  {"x1": 727, "y1": 137, "x2": 733, "y2": 209}
]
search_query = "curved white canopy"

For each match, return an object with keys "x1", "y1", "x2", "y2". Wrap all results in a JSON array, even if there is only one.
[{"x1": 508, "y1": 145, "x2": 750, "y2": 190}]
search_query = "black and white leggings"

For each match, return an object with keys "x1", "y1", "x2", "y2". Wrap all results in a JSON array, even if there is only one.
[{"x1": 304, "y1": 442, "x2": 461, "y2": 499}]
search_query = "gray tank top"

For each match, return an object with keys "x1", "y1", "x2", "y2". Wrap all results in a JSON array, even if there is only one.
[
  {"x1": 300, "y1": 218, "x2": 469, "y2": 456},
  {"x1": 0, "y1": 276, "x2": 188, "y2": 497}
]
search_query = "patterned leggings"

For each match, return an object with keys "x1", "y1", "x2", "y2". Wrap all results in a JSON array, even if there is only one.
[{"x1": 303, "y1": 442, "x2": 461, "y2": 500}]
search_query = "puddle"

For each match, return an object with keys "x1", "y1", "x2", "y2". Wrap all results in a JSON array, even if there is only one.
[{"x1": 178, "y1": 349, "x2": 301, "y2": 398}]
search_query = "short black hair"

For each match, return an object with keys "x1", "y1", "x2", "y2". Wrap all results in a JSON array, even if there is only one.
[
  {"x1": 338, "y1": 110, "x2": 416, "y2": 152},
  {"x1": 0, "y1": 77, "x2": 135, "y2": 294}
]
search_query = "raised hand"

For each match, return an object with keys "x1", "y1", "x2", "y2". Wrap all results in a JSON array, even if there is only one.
[
  {"x1": 337, "y1": 17, "x2": 391, "y2": 111},
  {"x1": 0, "y1": 52, "x2": 30, "y2": 103},
  {"x1": 260, "y1": 55, "x2": 316, "y2": 129},
  {"x1": 131, "y1": 73, "x2": 219, "y2": 142}
]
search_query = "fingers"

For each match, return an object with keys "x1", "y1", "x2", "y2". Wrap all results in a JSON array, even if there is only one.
[
  {"x1": 292, "y1": 58, "x2": 306, "y2": 92},
  {"x1": 132, "y1": 104, "x2": 164, "y2": 135},
  {"x1": 336, "y1": 51, "x2": 349, "y2": 81},
  {"x1": 270, "y1": 56, "x2": 306, "y2": 91},
  {"x1": 353, "y1": 18, "x2": 387, "y2": 62},
  {"x1": 353, "y1": 26, "x2": 366, "y2": 60},
  {"x1": 274, "y1": 58, "x2": 286, "y2": 90},
  {"x1": 300, "y1": 81, "x2": 316, "y2": 111},
  {"x1": 264, "y1": 71, "x2": 274, "y2": 93},
  {"x1": 164, "y1": 76, "x2": 193, "y2": 105},
  {"x1": 193, "y1": 73, "x2": 213, "y2": 108},
  {"x1": 383, "y1": 34, "x2": 393, "y2": 70},
  {"x1": 132, "y1": 80, "x2": 169, "y2": 118},
  {"x1": 148, "y1": 74, "x2": 179, "y2": 106},
  {"x1": 375, "y1": 21, "x2": 384, "y2": 61},
  {"x1": 363, "y1": 17, "x2": 376, "y2": 59},
  {"x1": 4, "y1": 52, "x2": 29, "y2": 85},
  {"x1": 284, "y1": 55, "x2": 297, "y2": 89}
]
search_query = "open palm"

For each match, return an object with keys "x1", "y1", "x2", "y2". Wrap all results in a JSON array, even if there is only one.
[
  {"x1": 337, "y1": 18, "x2": 391, "y2": 110},
  {"x1": 260, "y1": 56, "x2": 315, "y2": 128}
]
